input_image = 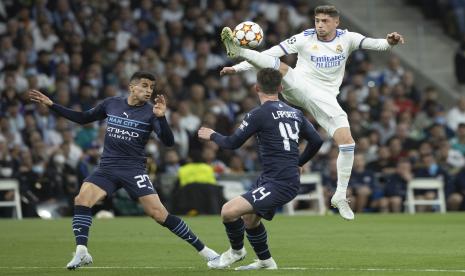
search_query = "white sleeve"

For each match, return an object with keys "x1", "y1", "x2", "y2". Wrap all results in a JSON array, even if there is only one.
[
  {"x1": 346, "y1": 31, "x2": 392, "y2": 52},
  {"x1": 360, "y1": 37, "x2": 392, "y2": 51},
  {"x1": 232, "y1": 45, "x2": 287, "y2": 72}
]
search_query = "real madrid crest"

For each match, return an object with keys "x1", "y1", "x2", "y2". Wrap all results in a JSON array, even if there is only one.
[
  {"x1": 311, "y1": 44, "x2": 318, "y2": 51},
  {"x1": 336, "y1": 44, "x2": 343, "y2": 54}
]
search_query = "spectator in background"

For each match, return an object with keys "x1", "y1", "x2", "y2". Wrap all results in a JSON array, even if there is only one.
[
  {"x1": 322, "y1": 158, "x2": 340, "y2": 209},
  {"x1": 366, "y1": 145, "x2": 396, "y2": 175},
  {"x1": 32, "y1": 22, "x2": 59, "y2": 52},
  {"x1": 450, "y1": 167, "x2": 465, "y2": 210},
  {"x1": 0, "y1": 135, "x2": 14, "y2": 179},
  {"x1": 401, "y1": 70, "x2": 421, "y2": 103},
  {"x1": 13, "y1": 149, "x2": 40, "y2": 217},
  {"x1": 202, "y1": 145, "x2": 229, "y2": 175},
  {"x1": 381, "y1": 56, "x2": 404, "y2": 87},
  {"x1": 158, "y1": 149, "x2": 182, "y2": 175},
  {"x1": 450, "y1": 123, "x2": 465, "y2": 154},
  {"x1": 392, "y1": 83, "x2": 417, "y2": 116},
  {"x1": 371, "y1": 109, "x2": 396, "y2": 145},
  {"x1": 348, "y1": 154, "x2": 377, "y2": 213},
  {"x1": 178, "y1": 100, "x2": 201, "y2": 135},
  {"x1": 446, "y1": 96, "x2": 465, "y2": 131},
  {"x1": 188, "y1": 84, "x2": 207, "y2": 118},
  {"x1": 414, "y1": 153, "x2": 451, "y2": 212},
  {"x1": 384, "y1": 158, "x2": 413, "y2": 212},
  {"x1": 43, "y1": 149, "x2": 78, "y2": 205},
  {"x1": 436, "y1": 139, "x2": 465, "y2": 174},
  {"x1": 169, "y1": 111, "x2": 190, "y2": 159}
]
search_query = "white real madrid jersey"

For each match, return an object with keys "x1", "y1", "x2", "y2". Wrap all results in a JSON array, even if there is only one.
[{"x1": 234, "y1": 28, "x2": 391, "y2": 96}]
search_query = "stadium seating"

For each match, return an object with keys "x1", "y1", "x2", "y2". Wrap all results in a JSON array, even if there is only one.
[
  {"x1": 217, "y1": 180, "x2": 246, "y2": 201},
  {"x1": 404, "y1": 178, "x2": 446, "y2": 214},
  {"x1": 283, "y1": 173, "x2": 326, "y2": 215},
  {"x1": 0, "y1": 179, "x2": 22, "y2": 219}
]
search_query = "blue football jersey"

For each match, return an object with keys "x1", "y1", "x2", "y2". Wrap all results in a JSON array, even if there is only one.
[
  {"x1": 50, "y1": 96, "x2": 174, "y2": 167},
  {"x1": 212, "y1": 100, "x2": 321, "y2": 185}
]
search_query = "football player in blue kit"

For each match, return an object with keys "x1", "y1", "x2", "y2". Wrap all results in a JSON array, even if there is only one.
[
  {"x1": 198, "y1": 68, "x2": 323, "y2": 270},
  {"x1": 29, "y1": 71, "x2": 219, "y2": 269}
]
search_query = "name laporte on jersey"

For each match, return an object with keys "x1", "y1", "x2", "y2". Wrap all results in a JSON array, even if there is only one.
[{"x1": 272, "y1": 110, "x2": 298, "y2": 120}]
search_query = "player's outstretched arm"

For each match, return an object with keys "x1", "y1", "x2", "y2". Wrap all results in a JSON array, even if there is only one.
[
  {"x1": 198, "y1": 124, "x2": 256, "y2": 150},
  {"x1": 29, "y1": 89, "x2": 53, "y2": 106},
  {"x1": 29, "y1": 89, "x2": 106, "y2": 125},
  {"x1": 355, "y1": 31, "x2": 404, "y2": 51},
  {"x1": 152, "y1": 94, "x2": 175, "y2": 147},
  {"x1": 199, "y1": 109, "x2": 260, "y2": 149}
]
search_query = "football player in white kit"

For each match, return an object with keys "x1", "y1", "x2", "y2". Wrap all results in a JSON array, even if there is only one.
[{"x1": 220, "y1": 5, "x2": 404, "y2": 220}]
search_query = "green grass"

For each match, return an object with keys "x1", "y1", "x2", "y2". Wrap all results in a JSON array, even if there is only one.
[{"x1": 1, "y1": 213, "x2": 464, "y2": 275}]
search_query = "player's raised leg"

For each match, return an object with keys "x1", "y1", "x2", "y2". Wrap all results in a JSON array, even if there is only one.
[
  {"x1": 235, "y1": 214, "x2": 277, "y2": 270},
  {"x1": 331, "y1": 127, "x2": 355, "y2": 220},
  {"x1": 138, "y1": 194, "x2": 219, "y2": 262},
  {"x1": 66, "y1": 182, "x2": 106, "y2": 270},
  {"x1": 207, "y1": 196, "x2": 253, "y2": 269},
  {"x1": 221, "y1": 27, "x2": 281, "y2": 70}
]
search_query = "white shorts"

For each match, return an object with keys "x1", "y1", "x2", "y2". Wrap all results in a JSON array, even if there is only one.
[{"x1": 281, "y1": 67, "x2": 349, "y2": 137}]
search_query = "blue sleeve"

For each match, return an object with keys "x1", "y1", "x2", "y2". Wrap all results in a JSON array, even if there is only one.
[
  {"x1": 211, "y1": 111, "x2": 261, "y2": 150},
  {"x1": 49, "y1": 101, "x2": 107, "y2": 124},
  {"x1": 298, "y1": 117, "x2": 323, "y2": 166},
  {"x1": 152, "y1": 116, "x2": 175, "y2": 146}
]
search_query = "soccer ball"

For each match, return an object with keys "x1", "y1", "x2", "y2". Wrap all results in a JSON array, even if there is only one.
[{"x1": 232, "y1": 21, "x2": 264, "y2": 49}]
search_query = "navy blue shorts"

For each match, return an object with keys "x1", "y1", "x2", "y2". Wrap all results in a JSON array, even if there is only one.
[
  {"x1": 84, "y1": 166, "x2": 156, "y2": 199},
  {"x1": 241, "y1": 176, "x2": 299, "y2": 221}
]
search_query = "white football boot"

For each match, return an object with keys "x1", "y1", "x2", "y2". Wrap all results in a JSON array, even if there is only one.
[
  {"x1": 221, "y1": 27, "x2": 243, "y2": 58},
  {"x1": 66, "y1": 245, "x2": 93, "y2": 270},
  {"x1": 207, "y1": 247, "x2": 246, "y2": 269},
  {"x1": 199, "y1": 246, "x2": 220, "y2": 262},
  {"x1": 330, "y1": 196, "x2": 355, "y2": 220},
  {"x1": 235, "y1": 257, "x2": 278, "y2": 270}
]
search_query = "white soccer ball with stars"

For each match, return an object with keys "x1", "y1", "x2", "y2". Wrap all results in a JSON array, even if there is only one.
[{"x1": 233, "y1": 21, "x2": 264, "y2": 49}]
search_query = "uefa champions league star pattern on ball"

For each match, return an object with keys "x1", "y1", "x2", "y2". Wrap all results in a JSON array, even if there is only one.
[{"x1": 232, "y1": 21, "x2": 264, "y2": 49}]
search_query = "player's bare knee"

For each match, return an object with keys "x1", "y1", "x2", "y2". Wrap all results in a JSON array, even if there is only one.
[
  {"x1": 334, "y1": 128, "x2": 355, "y2": 145},
  {"x1": 221, "y1": 204, "x2": 238, "y2": 222},
  {"x1": 147, "y1": 207, "x2": 166, "y2": 223},
  {"x1": 340, "y1": 137, "x2": 355, "y2": 146}
]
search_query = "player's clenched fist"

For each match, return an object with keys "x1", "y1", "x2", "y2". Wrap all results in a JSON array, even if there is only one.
[
  {"x1": 198, "y1": 127, "x2": 215, "y2": 140},
  {"x1": 220, "y1": 67, "x2": 236, "y2": 76},
  {"x1": 386, "y1": 32, "x2": 404, "y2": 45}
]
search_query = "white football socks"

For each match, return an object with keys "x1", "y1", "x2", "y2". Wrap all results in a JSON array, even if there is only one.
[{"x1": 334, "y1": 143, "x2": 355, "y2": 199}]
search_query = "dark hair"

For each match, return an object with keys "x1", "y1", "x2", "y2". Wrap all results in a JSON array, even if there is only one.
[
  {"x1": 256, "y1": 68, "x2": 282, "y2": 95},
  {"x1": 314, "y1": 5, "x2": 340, "y2": 17},
  {"x1": 130, "y1": 71, "x2": 156, "y2": 83}
]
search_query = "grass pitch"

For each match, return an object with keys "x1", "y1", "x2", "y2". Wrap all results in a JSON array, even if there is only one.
[{"x1": 0, "y1": 213, "x2": 464, "y2": 275}]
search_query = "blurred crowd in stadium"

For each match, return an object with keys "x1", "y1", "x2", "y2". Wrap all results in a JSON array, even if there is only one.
[{"x1": 1, "y1": 0, "x2": 465, "y2": 218}]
